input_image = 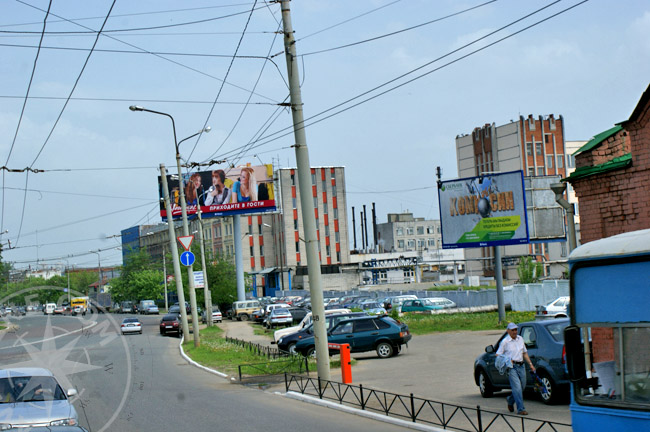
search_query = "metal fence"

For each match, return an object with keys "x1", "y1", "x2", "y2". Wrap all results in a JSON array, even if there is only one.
[
  {"x1": 285, "y1": 374, "x2": 571, "y2": 432},
  {"x1": 225, "y1": 335, "x2": 287, "y2": 359},
  {"x1": 237, "y1": 357, "x2": 309, "y2": 383}
]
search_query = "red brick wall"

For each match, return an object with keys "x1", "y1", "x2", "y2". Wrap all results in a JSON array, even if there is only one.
[{"x1": 571, "y1": 96, "x2": 650, "y2": 244}]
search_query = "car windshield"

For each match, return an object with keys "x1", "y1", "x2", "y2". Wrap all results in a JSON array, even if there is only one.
[
  {"x1": 0, "y1": 376, "x2": 66, "y2": 403},
  {"x1": 273, "y1": 308, "x2": 289, "y2": 314},
  {"x1": 123, "y1": 318, "x2": 139, "y2": 323},
  {"x1": 162, "y1": 315, "x2": 177, "y2": 322}
]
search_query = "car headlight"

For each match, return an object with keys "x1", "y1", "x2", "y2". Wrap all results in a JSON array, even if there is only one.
[
  {"x1": 50, "y1": 418, "x2": 78, "y2": 427},
  {"x1": 278, "y1": 338, "x2": 283, "y2": 344}
]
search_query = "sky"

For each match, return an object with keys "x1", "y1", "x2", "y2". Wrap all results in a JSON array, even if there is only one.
[{"x1": 1, "y1": 0, "x2": 648, "y2": 270}]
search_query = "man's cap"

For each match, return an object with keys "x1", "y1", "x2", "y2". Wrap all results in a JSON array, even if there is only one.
[{"x1": 507, "y1": 322, "x2": 518, "y2": 330}]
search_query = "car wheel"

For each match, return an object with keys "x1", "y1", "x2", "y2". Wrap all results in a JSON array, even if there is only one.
[
  {"x1": 305, "y1": 347, "x2": 316, "y2": 358},
  {"x1": 240, "y1": 314, "x2": 249, "y2": 321},
  {"x1": 376, "y1": 342, "x2": 394, "y2": 359},
  {"x1": 288, "y1": 342, "x2": 297, "y2": 355},
  {"x1": 478, "y1": 369, "x2": 494, "y2": 398},
  {"x1": 538, "y1": 371, "x2": 559, "y2": 404}
]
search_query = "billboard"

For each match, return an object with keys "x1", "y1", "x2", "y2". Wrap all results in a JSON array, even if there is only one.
[
  {"x1": 159, "y1": 164, "x2": 276, "y2": 220},
  {"x1": 438, "y1": 170, "x2": 529, "y2": 249}
]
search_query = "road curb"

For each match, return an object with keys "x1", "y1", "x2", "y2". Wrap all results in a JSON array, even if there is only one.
[
  {"x1": 282, "y1": 391, "x2": 446, "y2": 432},
  {"x1": 177, "y1": 334, "x2": 229, "y2": 379}
]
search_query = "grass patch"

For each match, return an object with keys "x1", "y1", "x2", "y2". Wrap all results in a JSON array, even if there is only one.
[
  {"x1": 183, "y1": 325, "x2": 315, "y2": 376},
  {"x1": 252, "y1": 326, "x2": 274, "y2": 338},
  {"x1": 400, "y1": 311, "x2": 535, "y2": 335}
]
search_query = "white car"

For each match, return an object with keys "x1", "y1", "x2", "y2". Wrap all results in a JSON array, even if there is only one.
[
  {"x1": 535, "y1": 296, "x2": 570, "y2": 319},
  {"x1": 0, "y1": 367, "x2": 79, "y2": 429},
  {"x1": 120, "y1": 317, "x2": 143, "y2": 335},
  {"x1": 202, "y1": 308, "x2": 223, "y2": 324}
]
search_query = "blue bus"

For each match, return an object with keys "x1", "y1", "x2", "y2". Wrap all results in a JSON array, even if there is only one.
[{"x1": 564, "y1": 228, "x2": 650, "y2": 431}]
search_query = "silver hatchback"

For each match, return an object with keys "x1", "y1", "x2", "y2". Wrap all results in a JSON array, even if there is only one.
[{"x1": 0, "y1": 367, "x2": 79, "y2": 429}]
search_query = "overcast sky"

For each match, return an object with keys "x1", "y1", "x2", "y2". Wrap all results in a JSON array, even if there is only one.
[{"x1": 1, "y1": 0, "x2": 648, "y2": 270}]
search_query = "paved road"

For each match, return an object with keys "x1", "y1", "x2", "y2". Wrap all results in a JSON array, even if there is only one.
[
  {"x1": 1, "y1": 312, "x2": 420, "y2": 431},
  {"x1": 221, "y1": 319, "x2": 572, "y2": 425}
]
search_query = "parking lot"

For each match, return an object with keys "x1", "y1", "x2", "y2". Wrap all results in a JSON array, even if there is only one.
[{"x1": 221, "y1": 320, "x2": 572, "y2": 424}]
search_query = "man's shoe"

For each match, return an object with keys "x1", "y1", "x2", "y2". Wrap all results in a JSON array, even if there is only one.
[
  {"x1": 507, "y1": 403, "x2": 514, "y2": 412},
  {"x1": 518, "y1": 411, "x2": 528, "y2": 415}
]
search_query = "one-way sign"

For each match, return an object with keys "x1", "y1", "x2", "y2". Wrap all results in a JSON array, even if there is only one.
[{"x1": 180, "y1": 251, "x2": 195, "y2": 267}]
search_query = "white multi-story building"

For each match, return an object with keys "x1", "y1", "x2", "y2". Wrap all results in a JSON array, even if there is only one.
[{"x1": 376, "y1": 213, "x2": 441, "y2": 253}]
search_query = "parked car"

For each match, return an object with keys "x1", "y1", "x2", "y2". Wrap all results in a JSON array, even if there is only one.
[
  {"x1": 120, "y1": 317, "x2": 142, "y2": 335},
  {"x1": 53, "y1": 306, "x2": 65, "y2": 315},
  {"x1": 264, "y1": 307, "x2": 293, "y2": 328},
  {"x1": 288, "y1": 307, "x2": 309, "y2": 324},
  {"x1": 382, "y1": 295, "x2": 418, "y2": 312},
  {"x1": 295, "y1": 315, "x2": 412, "y2": 359},
  {"x1": 535, "y1": 296, "x2": 570, "y2": 320},
  {"x1": 11, "y1": 306, "x2": 26, "y2": 316},
  {"x1": 277, "y1": 312, "x2": 366, "y2": 354},
  {"x1": 473, "y1": 318, "x2": 570, "y2": 405},
  {"x1": 231, "y1": 300, "x2": 261, "y2": 321},
  {"x1": 273, "y1": 308, "x2": 351, "y2": 343},
  {"x1": 0, "y1": 367, "x2": 78, "y2": 428},
  {"x1": 119, "y1": 301, "x2": 135, "y2": 314},
  {"x1": 138, "y1": 300, "x2": 159, "y2": 315},
  {"x1": 168, "y1": 305, "x2": 182, "y2": 316},
  {"x1": 358, "y1": 300, "x2": 387, "y2": 315},
  {"x1": 201, "y1": 307, "x2": 222, "y2": 324},
  {"x1": 401, "y1": 297, "x2": 456, "y2": 312},
  {"x1": 159, "y1": 314, "x2": 182, "y2": 336}
]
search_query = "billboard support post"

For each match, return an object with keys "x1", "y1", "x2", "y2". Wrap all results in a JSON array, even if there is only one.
[
  {"x1": 195, "y1": 207, "x2": 212, "y2": 327},
  {"x1": 281, "y1": 0, "x2": 329, "y2": 381},
  {"x1": 160, "y1": 163, "x2": 190, "y2": 341},
  {"x1": 234, "y1": 215, "x2": 245, "y2": 302},
  {"x1": 494, "y1": 246, "x2": 505, "y2": 323}
]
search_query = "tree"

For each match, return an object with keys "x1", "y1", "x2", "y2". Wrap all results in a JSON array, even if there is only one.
[
  {"x1": 130, "y1": 269, "x2": 165, "y2": 300},
  {"x1": 517, "y1": 256, "x2": 543, "y2": 283},
  {"x1": 206, "y1": 253, "x2": 237, "y2": 311}
]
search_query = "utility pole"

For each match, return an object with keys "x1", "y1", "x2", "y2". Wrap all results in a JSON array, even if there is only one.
[
  {"x1": 195, "y1": 209, "x2": 212, "y2": 327},
  {"x1": 160, "y1": 164, "x2": 191, "y2": 340},
  {"x1": 281, "y1": 0, "x2": 329, "y2": 381}
]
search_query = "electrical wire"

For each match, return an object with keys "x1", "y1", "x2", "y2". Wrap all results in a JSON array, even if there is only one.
[
  {"x1": 3, "y1": 186, "x2": 150, "y2": 201},
  {"x1": 300, "y1": 0, "x2": 497, "y2": 56},
  {"x1": 0, "y1": 94, "x2": 278, "y2": 106},
  {"x1": 186, "y1": 0, "x2": 259, "y2": 162}
]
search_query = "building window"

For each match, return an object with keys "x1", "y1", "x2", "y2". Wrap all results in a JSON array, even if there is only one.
[
  {"x1": 546, "y1": 155, "x2": 554, "y2": 167},
  {"x1": 293, "y1": 219, "x2": 298, "y2": 230},
  {"x1": 331, "y1": 186, "x2": 337, "y2": 197},
  {"x1": 250, "y1": 246, "x2": 254, "y2": 256},
  {"x1": 418, "y1": 239, "x2": 426, "y2": 249},
  {"x1": 258, "y1": 224, "x2": 262, "y2": 233},
  {"x1": 295, "y1": 242, "x2": 300, "y2": 253},
  {"x1": 323, "y1": 203, "x2": 328, "y2": 214},
  {"x1": 427, "y1": 226, "x2": 435, "y2": 234},
  {"x1": 311, "y1": 173, "x2": 316, "y2": 184},
  {"x1": 428, "y1": 239, "x2": 436, "y2": 247},
  {"x1": 396, "y1": 227, "x2": 404, "y2": 236},
  {"x1": 407, "y1": 240, "x2": 415, "y2": 249},
  {"x1": 313, "y1": 196, "x2": 318, "y2": 208},
  {"x1": 248, "y1": 225, "x2": 253, "y2": 235},
  {"x1": 536, "y1": 142, "x2": 542, "y2": 155},
  {"x1": 566, "y1": 154, "x2": 576, "y2": 168},
  {"x1": 322, "y1": 179, "x2": 326, "y2": 192},
  {"x1": 335, "y1": 232, "x2": 340, "y2": 242},
  {"x1": 556, "y1": 155, "x2": 564, "y2": 168},
  {"x1": 526, "y1": 142, "x2": 533, "y2": 156},
  {"x1": 324, "y1": 225, "x2": 330, "y2": 236},
  {"x1": 416, "y1": 226, "x2": 424, "y2": 235},
  {"x1": 292, "y1": 197, "x2": 297, "y2": 209},
  {"x1": 407, "y1": 227, "x2": 414, "y2": 235},
  {"x1": 544, "y1": 134, "x2": 550, "y2": 143},
  {"x1": 528, "y1": 167, "x2": 535, "y2": 176},
  {"x1": 259, "y1": 245, "x2": 264, "y2": 256},
  {"x1": 398, "y1": 240, "x2": 405, "y2": 249},
  {"x1": 290, "y1": 173, "x2": 295, "y2": 185},
  {"x1": 326, "y1": 245, "x2": 331, "y2": 256},
  {"x1": 537, "y1": 167, "x2": 544, "y2": 175},
  {"x1": 561, "y1": 242, "x2": 567, "y2": 257},
  {"x1": 336, "y1": 251, "x2": 341, "y2": 261}
]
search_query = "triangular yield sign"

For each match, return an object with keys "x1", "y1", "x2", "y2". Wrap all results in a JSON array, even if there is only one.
[{"x1": 177, "y1": 235, "x2": 194, "y2": 251}]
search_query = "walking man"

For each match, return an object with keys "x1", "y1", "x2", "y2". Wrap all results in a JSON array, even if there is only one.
[{"x1": 496, "y1": 322, "x2": 535, "y2": 415}]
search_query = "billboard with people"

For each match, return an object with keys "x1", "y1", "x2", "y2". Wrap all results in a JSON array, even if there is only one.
[
  {"x1": 158, "y1": 164, "x2": 276, "y2": 220},
  {"x1": 438, "y1": 170, "x2": 529, "y2": 248}
]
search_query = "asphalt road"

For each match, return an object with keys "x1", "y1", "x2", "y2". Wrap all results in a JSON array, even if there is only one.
[
  {"x1": 224, "y1": 319, "x2": 572, "y2": 425},
  {"x1": 0, "y1": 312, "x2": 420, "y2": 431}
]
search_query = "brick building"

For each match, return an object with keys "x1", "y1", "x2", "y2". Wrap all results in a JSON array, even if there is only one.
[{"x1": 565, "y1": 84, "x2": 650, "y2": 243}]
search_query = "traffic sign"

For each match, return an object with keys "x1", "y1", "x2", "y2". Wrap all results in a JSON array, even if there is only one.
[
  {"x1": 177, "y1": 235, "x2": 194, "y2": 251},
  {"x1": 180, "y1": 251, "x2": 195, "y2": 267},
  {"x1": 193, "y1": 271, "x2": 204, "y2": 288}
]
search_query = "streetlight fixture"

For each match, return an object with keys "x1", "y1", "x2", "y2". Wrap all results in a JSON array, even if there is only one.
[{"x1": 129, "y1": 105, "x2": 210, "y2": 347}]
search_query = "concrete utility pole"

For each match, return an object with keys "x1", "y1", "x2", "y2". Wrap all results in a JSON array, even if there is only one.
[
  {"x1": 234, "y1": 215, "x2": 246, "y2": 301},
  {"x1": 130, "y1": 105, "x2": 204, "y2": 346},
  {"x1": 281, "y1": 0, "x2": 330, "y2": 381},
  {"x1": 160, "y1": 164, "x2": 191, "y2": 340}
]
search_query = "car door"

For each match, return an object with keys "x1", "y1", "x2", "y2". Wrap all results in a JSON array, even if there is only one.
[
  {"x1": 350, "y1": 318, "x2": 381, "y2": 352},
  {"x1": 488, "y1": 333, "x2": 510, "y2": 387},
  {"x1": 519, "y1": 325, "x2": 538, "y2": 390}
]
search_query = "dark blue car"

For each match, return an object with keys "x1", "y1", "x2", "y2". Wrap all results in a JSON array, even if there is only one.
[
  {"x1": 473, "y1": 318, "x2": 570, "y2": 404},
  {"x1": 276, "y1": 312, "x2": 366, "y2": 354}
]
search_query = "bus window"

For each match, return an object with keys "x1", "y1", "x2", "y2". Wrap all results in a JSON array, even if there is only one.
[{"x1": 570, "y1": 325, "x2": 650, "y2": 406}]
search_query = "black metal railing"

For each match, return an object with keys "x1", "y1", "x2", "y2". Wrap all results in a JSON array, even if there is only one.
[
  {"x1": 238, "y1": 356, "x2": 309, "y2": 382},
  {"x1": 225, "y1": 336, "x2": 287, "y2": 359},
  {"x1": 285, "y1": 374, "x2": 571, "y2": 432}
]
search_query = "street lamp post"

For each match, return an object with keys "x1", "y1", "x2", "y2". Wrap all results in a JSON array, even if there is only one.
[{"x1": 129, "y1": 105, "x2": 209, "y2": 347}]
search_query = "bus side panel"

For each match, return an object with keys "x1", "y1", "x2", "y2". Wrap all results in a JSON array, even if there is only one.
[
  {"x1": 573, "y1": 260, "x2": 650, "y2": 324},
  {"x1": 571, "y1": 402, "x2": 650, "y2": 431}
]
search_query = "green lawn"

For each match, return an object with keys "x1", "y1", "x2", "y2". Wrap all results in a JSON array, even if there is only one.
[{"x1": 399, "y1": 311, "x2": 535, "y2": 335}]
